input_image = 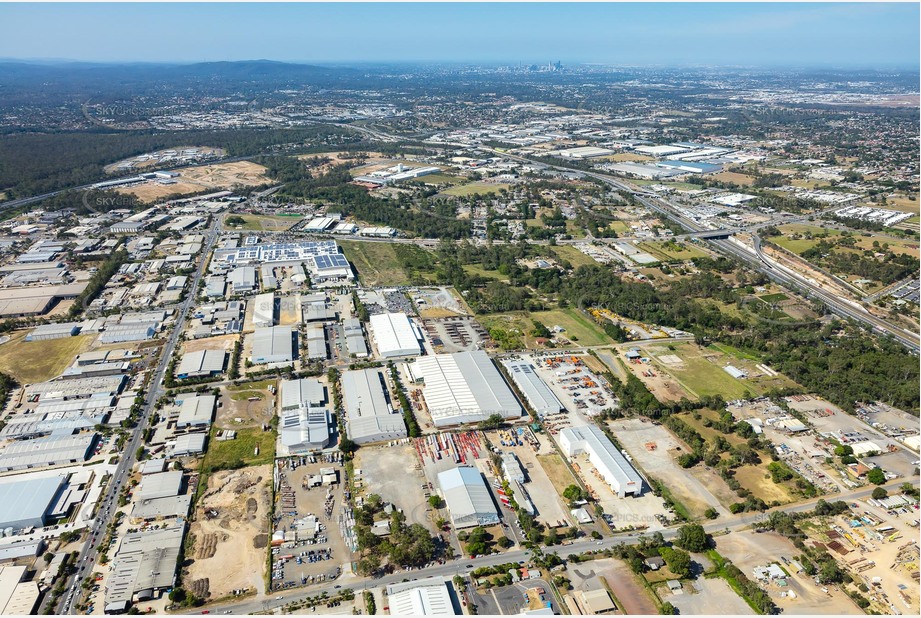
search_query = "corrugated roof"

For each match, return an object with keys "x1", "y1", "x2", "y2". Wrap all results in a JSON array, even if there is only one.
[{"x1": 437, "y1": 466, "x2": 499, "y2": 527}]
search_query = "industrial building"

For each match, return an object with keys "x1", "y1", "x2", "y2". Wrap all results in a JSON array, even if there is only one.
[
  {"x1": 413, "y1": 351, "x2": 522, "y2": 427},
  {"x1": 135, "y1": 470, "x2": 184, "y2": 501},
  {"x1": 0, "y1": 433, "x2": 97, "y2": 472},
  {"x1": 386, "y1": 577, "x2": 457, "y2": 616},
  {"x1": 304, "y1": 324, "x2": 328, "y2": 360},
  {"x1": 226, "y1": 266, "x2": 257, "y2": 294},
  {"x1": 309, "y1": 253, "x2": 353, "y2": 284},
  {"x1": 130, "y1": 494, "x2": 192, "y2": 523},
  {"x1": 26, "y1": 374, "x2": 126, "y2": 401},
  {"x1": 369, "y1": 312, "x2": 422, "y2": 358},
  {"x1": 175, "y1": 349, "x2": 226, "y2": 379},
  {"x1": 343, "y1": 318, "x2": 369, "y2": 358},
  {"x1": 252, "y1": 292, "x2": 276, "y2": 328},
  {"x1": 341, "y1": 368, "x2": 407, "y2": 444},
  {"x1": 104, "y1": 523, "x2": 185, "y2": 613},
  {"x1": 0, "y1": 475, "x2": 67, "y2": 532},
  {"x1": 559, "y1": 425, "x2": 643, "y2": 498},
  {"x1": 172, "y1": 433, "x2": 207, "y2": 457},
  {"x1": 437, "y1": 466, "x2": 500, "y2": 529},
  {"x1": 25, "y1": 322, "x2": 82, "y2": 341},
  {"x1": 98, "y1": 322, "x2": 157, "y2": 344},
  {"x1": 176, "y1": 395, "x2": 216, "y2": 429},
  {"x1": 0, "y1": 565, "x2": 40, "y2": 615},
  {"x1": 251, "y1": 326, "x2": 297, "y2": 365},
  {"x1": 502, "y1": 359, "x2": 563, "y2": 416},
  {"x1": 278, "y1": 378, "x2": 332, "y2": 453}
]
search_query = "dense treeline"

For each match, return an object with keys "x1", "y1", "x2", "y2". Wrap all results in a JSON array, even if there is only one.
[
  {"x1": 0, "y1": 126, "x2": 356, "y2": 197},
  {"x1": 263, "y1": 159, "x2": 471, "y2": 238},
  {"x1": 567, "y1": 265, "x2": 919, "y2": 413},
  {"x1": 802, "y1": 240, "x2": 917, "y2": 286},
  {"x1": 68, "y1": 249, "x2": 129, "y2": 318}
]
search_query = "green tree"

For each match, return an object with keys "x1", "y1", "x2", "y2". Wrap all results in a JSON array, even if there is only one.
[
  {"x1": 674, "y1": 524, "x2": 710, "y2": 552},
  {"x1": 866, "y1": 468, "x2": 886, "y2": 485},
  {"x1": 659, "y1": 547, "x2": 692, "y2": 578},
  {"x1": 427, "y1": 495, "x2": 444, "y2": 509},
  {"x1": 871, "y1": 487, "x2": 888, "y2": 500}
]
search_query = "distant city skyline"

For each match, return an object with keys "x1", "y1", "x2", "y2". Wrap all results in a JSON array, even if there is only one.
[{"x1": 0, "y1": 2, "x2": 918, "y2": 68}]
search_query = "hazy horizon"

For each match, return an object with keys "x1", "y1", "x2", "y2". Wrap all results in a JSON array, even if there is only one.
[{"x1": 0, "y1": 2, "x2": 918, "y2": 69}]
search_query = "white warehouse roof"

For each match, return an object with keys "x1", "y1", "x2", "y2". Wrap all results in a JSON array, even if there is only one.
[
  {"x1": 437, "y1": 466, "x2": 500, "y2": 529},
  {"x1": 559, "y1": 424, "x2": 643, "y2": 498},
  {"x1": 416, "y1": 351, "x2": 521, "y2": 427},
  {"x1": 387, "y1": 577, "x2": 456, "y2": 616},
  {"x1": 369, "y1": 312, "x2": 421, "y2": 358},
  {"x1": 177, "y1": 395, "x2": 215, "y2": 428}
]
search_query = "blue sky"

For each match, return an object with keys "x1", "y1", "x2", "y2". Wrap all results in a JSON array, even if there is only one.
[{"x1": 0, "y1": 2, "x2": 918, "y2": 67}]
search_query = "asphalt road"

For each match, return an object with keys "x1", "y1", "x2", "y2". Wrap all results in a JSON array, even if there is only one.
[
  {"x1": 187, "y1": 479, "x2": 917, "y2": 616},
  {"x1": 57, "y1": 218, "x2": 223, "y2": 615}
]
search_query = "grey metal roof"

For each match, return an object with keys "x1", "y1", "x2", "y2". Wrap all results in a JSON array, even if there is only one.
[
  {"x1": 342, "y1": 369, "x2": 406, "y2": 444},
  {"x1": 560, "y1": 425, "x2": 643, "y2": 495},
  {"x1": 177, "y1": 395, "x2": 215, "y2": 427},
  {"x1": 0, "y1": 475, "x2": 66, "y2": 528},
  {"x1": 416, "y1": 351, "x2": 522, "y2": 426},
  {"x1": 503, "y1": 359, "x2": 563, "y2": 415},
  {"x1": 437, "y1": 466, "x2": 499, "y2": 527},
  {"x1": 106, "y1": 524, "x2": 185, "y2": 606},
  {"x1": 280, "y1": 378, "x2": 326, "y2": 411}
]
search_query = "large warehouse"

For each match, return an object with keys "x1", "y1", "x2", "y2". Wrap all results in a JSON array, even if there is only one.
[
  {"x1": 176, "y1": 395, "x2": 216, "y2": 429},
  {"x1": 251, "y1": 326, "x2": 297, "y2": 364},
  {"x1": 414, "y1": 351, "x2": 522, "y2": 427},
  {"x1": 278, "y1": 378, "x2": 331, "y2": 453},
  {"x1": 175, "y1": 349, "x2": 226, "y2": 379},
  {"x1": 386, "y1": 577, "x2": 456, "y2": 616},
  {"x1": 436, "y1": 466, "x2": 500, "y2": 529},
  {"x1": 341, "y1": 369, "x2": 407, "y2": 444},
  {"x1": 369, "y1": 312, "x2": 422, "y2": 358},
  {"x1": 559, "y1": 425, "x2": 644, "y2": 498},
  {"x1": 0, "y1": 475, "x2": 68, "y2": 532},
  {"x1": 0, "y1": 433, "x2": 97, "y2": 472},
  {"x1": 104, "y1": 523, "x2": 185, "y2": 613},
  {"x1": 502, "y1": 359, "x2": 563, "y2": 416}
]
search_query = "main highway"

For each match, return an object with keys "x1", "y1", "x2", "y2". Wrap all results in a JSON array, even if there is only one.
[
  {"x1": 56, "y1": 217, "x2": 224, "y2": 615},
  {"x1": 477, "y1": 145, "x2": 920, "y2": 352}
]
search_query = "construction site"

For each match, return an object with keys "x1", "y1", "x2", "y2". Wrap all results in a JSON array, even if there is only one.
[{"x1": 184, "y1": 465, "x2": 274, "y2": 601}]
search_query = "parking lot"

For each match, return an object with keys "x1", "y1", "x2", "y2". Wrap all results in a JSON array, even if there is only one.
[
  {"x1": 662, "y1": 576, "x2": 755, "y2": 615},
  {"x1": 470, "y1": 579, "x2": 559, "y2": 615},
  {"x1": 270, "y1": 455, "x2": 351, "y2": 591},
  {"x1": 420, "y1": 316, "x2": 487, "y2": 353}
]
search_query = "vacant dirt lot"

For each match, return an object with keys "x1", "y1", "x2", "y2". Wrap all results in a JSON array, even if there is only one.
[
  {"x1": 717, "y1": 530, "x2": 862, "y2": 615},
  {"x1": 353, "y1": 443, "x2": 434, "y2": 531},
  {"x1": 185, "y1": 465, "x2": 273, "y2": 599},
  {"x1": 182, "y1": 333, "x2": 238, "y2": 354},
  {"x1": 218, "y1": 380, "x2": 277, "y2": 429},
  {"x1": 608, "y1": 418, "x2": 731, "y2": 518},
  {"x1": 663, "y1": 577, "x2": 755, "y2": 615},
  {"x1": 116, "y1": 160, "x2": 269, "y2": 202},
  {"x1": 567, "y1": 558, "x2": 659, "y2": 614}
]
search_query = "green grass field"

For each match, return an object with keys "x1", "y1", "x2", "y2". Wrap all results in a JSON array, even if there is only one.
[
  {"x1": 551, "y1": 245, "x2": 601, "y2": 268},
  {"x1": 0, "y1": 332, "x2": 94, "y2": 384},
  {"x1": 758, "y1": 293, "x2": 789, "y2": 303},
  {"x1": 202, "y1": 427, "x2": 276, "y2": 473},
  {"x1": 409, "y1": 173, "x2": 465, "y2": 185},
  {"x1": 462, "y1": 264, "x2": 509, "y2": 282},
  {"x1": 636, "y1": 240, "x2": 710, "y2": 261},
  {"x1": 337, "y1": 240, "x2": 406, "y2": 286},
  {"x1": 529, "y1": 308, "x2": 610, "y2": 346},
  {"x1": 441, "y1": 182, "x2": 511, "y2": 197}
]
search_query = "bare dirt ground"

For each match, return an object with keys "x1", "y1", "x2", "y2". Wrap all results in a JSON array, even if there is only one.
[
  {"x1": 716, "y1": 530, "x2": 863, "y2": 615},
  {"x1": 663, "y1": 577, "x2": 755, "y2": 615},
  {"x1": 353, "y1": 443, "x2": 435, "y2": 531},
  {"x1": 217, "y1": 380, "x2": 277, "y2": 429},
  {"x1": 607, "y1": 418, "x2": 731, "y2": 518},
  {"x1": 567, "y1": 558, "x2": 659, "y2": 614},
  {"x1": 621, "y1": 357, "x2": 692, "y2": 402},
  {"x1": 185, "y1": 465, "x2": 273, "y2": 600},
  {"x1": 115, "y1": 161, "x2": 268, "y2": 202},
  {"x1": 182, "y1": 333, "x2": 239, "y2": 354}
]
